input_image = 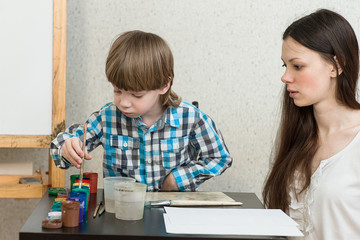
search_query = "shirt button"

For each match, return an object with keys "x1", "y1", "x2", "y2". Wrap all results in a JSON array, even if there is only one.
[
  {"x1": 147, "y1": 158, "x2": 151, "y2": 164},
  {"x1": 123, "y1": 142, "x2": 128, "y2": 148}
]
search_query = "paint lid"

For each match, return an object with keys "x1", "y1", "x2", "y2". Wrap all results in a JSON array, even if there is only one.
[{"x1": 42, "y1": 219, "x2": 62, "y2": 229}]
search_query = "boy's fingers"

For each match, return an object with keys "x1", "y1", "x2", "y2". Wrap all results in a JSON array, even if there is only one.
[
  {"x1": 66, "y1": 138, "x2": 82, "y2": 167},
  {"x1": 63, "y1": 137, "x2": 90, "y2": 167},
  {"x1": 84, "y1": 151, "x2": 93, "y2": 160},
  {"x1": 72, "y1": 138, "x2": 84, "y2": 158},
  {"x1": 66, "y1": 147, "x2": 82, "y2": 168},
  {"x1": 81, "y1": 140, "x2": 92, "y2": 160},
  {"x1": 62, "y1": 142, "x2": 80, "y2": 168}
]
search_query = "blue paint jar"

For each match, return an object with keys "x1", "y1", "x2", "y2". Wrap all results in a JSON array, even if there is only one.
[
  {"x1": 69, "y1": 191, "x2": 88, "y2": 213},
  {"x1": 67, "y1": 197, "x2": 85, "y2": 223}
]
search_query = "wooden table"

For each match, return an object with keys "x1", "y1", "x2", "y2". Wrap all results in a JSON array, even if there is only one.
[{"x1": 19, "y1": 191, "x2": 287, "y2": 240}]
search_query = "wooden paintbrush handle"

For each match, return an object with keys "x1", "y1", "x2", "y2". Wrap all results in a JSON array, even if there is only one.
[
  {"x1": 79, "y1": 123, "x2": 88, "y2": 188},
  {"x1": 170, "y1": 200, "x2": 243, "y2": 206}
]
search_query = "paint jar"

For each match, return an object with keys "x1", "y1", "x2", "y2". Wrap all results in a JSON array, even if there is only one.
[
  {"x1": 54, "y1": 197, "x2": 67, "y2": 202},
  {"x1": 73, "y1": 180, "x2": 91, "y2": 201},
  {"x1": 61, "y1": 200, "x2": 80, "y2": 227},
  {"x1": 69, "y1": 191, "x2": 88, "y2": 212},
  {"x1": 84, "y1": 172, "x2": 98, "y2": 193},
  {"x1": 70, "y1": 174, "x2": 86, "y2": 191},
  {"x1": 51, "y1": 201, "x2": 62, "y2": 212},
  {"x1": 67, "y1": 197, "x2": 85, "y2": 223},
  {"x1": 47, "y1": 211, "x2": 61, "y2": 220},
  {"x1": 57, "y1": 192, "x2": 69, "y2": 199},
  {"x1": 49, "y1": 187, "x2": 67, "y2": 196}
]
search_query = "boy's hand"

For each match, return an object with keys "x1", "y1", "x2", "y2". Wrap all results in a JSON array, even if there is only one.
[
  {"x1": 62, "y1": 137, "x2": 92, "y2": 168},
  {"x1": 161, "y1": 172, "x2": 179, "y2": 191}
]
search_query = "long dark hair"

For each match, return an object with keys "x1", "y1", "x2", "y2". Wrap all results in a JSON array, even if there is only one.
[{"x1": 263, "y1": 9, "x2": 360, "y2": 211}]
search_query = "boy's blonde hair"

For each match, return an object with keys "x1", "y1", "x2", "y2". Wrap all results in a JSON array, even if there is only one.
[{"x1": 106, "y1": 30, "x2": 181, "y2": 107}]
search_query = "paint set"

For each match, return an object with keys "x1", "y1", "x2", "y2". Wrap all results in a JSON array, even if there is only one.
[{"x1": 42, "y1": 172, "x2": 98, "y2": 229}]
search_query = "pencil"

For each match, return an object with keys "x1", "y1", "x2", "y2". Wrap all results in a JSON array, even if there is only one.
[
  {"x1": 98, "y1": 205, "x2": 105, "y2": 216},
  {"x1": 93, "y1": 201, "x2": 102, "y2": 218}
]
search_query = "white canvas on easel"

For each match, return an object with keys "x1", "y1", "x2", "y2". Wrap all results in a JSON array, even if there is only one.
[
  {"x1": 0, "y1": 0, "x2": 53, "y2": 135},
  {"x1": 0, "y1": 0, "x2": 67, "y2": 196}
]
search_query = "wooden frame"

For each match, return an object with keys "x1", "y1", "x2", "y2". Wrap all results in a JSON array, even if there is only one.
[{"x1": 0, "y1": 0, "x2": 66, "y2": 198}]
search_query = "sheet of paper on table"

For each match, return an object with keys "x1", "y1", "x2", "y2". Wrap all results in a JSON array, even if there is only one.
[
  {"x1": 163, "y1": 207, "x2": 303, "y2": 237},
  {"x1": 145, "y1": 191, "x2": 235, "y2": 202}
]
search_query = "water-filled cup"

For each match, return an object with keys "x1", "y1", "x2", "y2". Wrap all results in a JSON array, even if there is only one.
[
  {"x1": 114, "y1": 181, "x2": 147, "y2": 220},
  {"x1": 103, "y1": 176, "x2": 135, "y2": 213}
]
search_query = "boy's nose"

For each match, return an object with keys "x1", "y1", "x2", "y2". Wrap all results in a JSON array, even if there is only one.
[{"x1": 119, "y1": 94, "x2": 131, "y2": 108}]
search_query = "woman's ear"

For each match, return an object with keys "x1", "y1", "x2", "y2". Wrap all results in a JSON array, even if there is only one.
[{"x1": 330, "y1": 56, "x2": 343, "y2": 77}]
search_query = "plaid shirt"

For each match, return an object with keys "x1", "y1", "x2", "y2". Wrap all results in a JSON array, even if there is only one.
[{"x1": 50, "y1": 101, "x2": 232, "y2": 191}]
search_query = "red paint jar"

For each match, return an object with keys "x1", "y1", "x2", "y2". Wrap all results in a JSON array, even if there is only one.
[{"x1": 84, "y1": 172, "x2": 98, "y2": 193}]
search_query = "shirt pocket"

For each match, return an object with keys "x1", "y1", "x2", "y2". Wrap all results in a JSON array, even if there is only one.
[
  {"x1": 110, "y1": 135, "x2": 140, "y2": 170},
  {"x1": 160, "y1": 136, "x2": 189, "y2": 170}
]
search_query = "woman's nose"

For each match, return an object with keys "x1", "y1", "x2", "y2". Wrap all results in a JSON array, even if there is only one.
[{"x1": 281, "y1": 69, "x2": 293, "y2": 84}]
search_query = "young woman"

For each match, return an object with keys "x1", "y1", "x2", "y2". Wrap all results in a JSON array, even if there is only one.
[{"x1": 263, "y1": 9, "x2": 360, "y2": 239}]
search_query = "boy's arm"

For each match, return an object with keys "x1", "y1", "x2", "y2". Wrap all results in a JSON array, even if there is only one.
[
  {"x1": 50, "y1": 112, "x2": 103, "y2": 169},
  {"x1": 171, "y1": 116, "x2": 232, "y2": 191},
  {"x1": 161, "y1": 172, "x2": 179, "y2": 191}
]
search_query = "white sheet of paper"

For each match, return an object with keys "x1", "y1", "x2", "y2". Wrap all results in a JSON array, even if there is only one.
[{"x1": 163, "y1": 207, "x2": 303, "y2": 237}]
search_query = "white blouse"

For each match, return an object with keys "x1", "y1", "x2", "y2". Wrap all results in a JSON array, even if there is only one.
[{"x1": 288, "y1": 131, "x2": 360, "y2": 240}]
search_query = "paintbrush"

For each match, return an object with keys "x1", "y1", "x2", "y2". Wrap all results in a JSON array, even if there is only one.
[
  {"x1": 146, "y1": 200, "x2": 243, "y2": 207},
  {"x1": 78, "y1": 123, "x2": 88, "y2": 189}
]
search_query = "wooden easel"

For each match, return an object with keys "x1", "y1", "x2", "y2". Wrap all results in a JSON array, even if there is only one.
[{"x1": 0, "y1": 0, "x2": 67, "y2": 198}]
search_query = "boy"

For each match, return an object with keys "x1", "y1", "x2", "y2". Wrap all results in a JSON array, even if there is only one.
[{"x1": 50, "y1": 30, "x2": 232, "y2": 192}]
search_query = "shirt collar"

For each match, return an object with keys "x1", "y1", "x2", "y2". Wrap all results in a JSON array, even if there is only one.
[
  {"x1": 163, "y1": 105, "x2": 180, "y2": 128},
  {"x1": 117, "y1": 104, "x2": 180, "y2": 129}
]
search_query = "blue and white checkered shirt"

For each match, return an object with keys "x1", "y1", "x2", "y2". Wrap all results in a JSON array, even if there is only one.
[{"x1": 50, "y1": 101, "x2": 232, "y2": 191}]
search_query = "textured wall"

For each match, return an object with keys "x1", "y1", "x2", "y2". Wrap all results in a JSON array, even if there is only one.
[{"x1": 1, "y1": 1, "x2": 360, "y2": 239}]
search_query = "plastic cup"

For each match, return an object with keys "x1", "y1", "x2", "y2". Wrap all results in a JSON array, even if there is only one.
[
  {"x1": 114, "y1": 182, "x2": 147, "y2": 220},
  {"x1": 103, "y1": 177, "x2": 135, "y2": 213}
]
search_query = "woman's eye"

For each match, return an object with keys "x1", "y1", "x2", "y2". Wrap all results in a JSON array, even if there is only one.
[{"x1": 294, "y1": 65, "x2": 302, "y2": 70}]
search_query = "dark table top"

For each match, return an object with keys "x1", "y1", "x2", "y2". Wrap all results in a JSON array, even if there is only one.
[{"x1": 19, "y1": 191, "x2": 286, "y2": 240}]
